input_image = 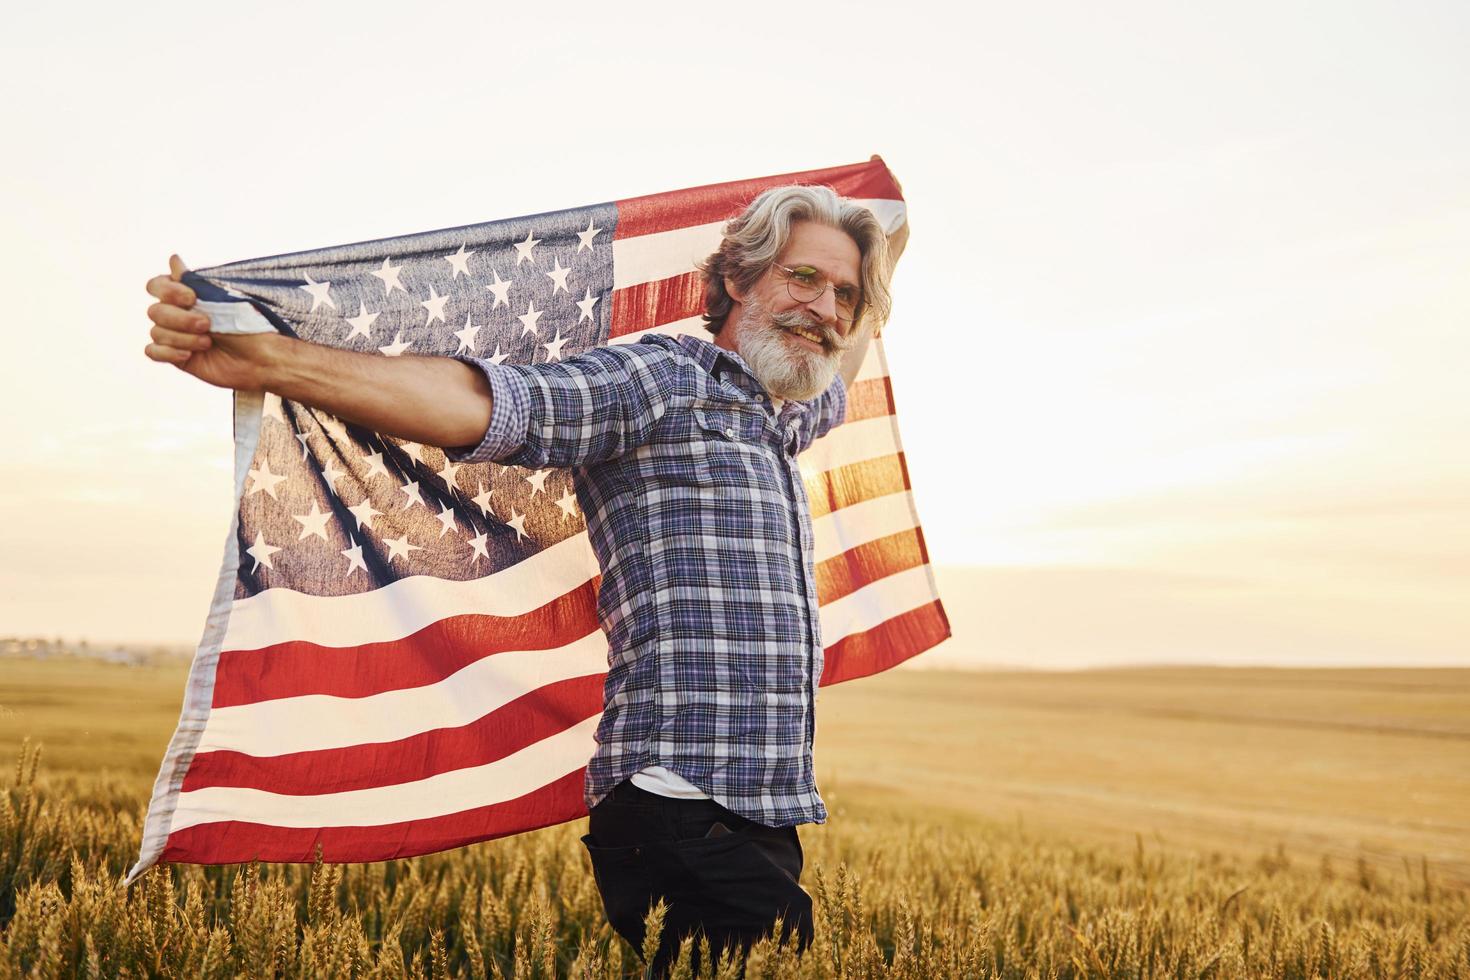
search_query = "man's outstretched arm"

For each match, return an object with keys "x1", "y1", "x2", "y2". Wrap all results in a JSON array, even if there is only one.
[{"x1": 144, "y1": 256, "x2": 493, "y2": 448}]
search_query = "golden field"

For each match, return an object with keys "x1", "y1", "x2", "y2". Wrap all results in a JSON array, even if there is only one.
[{"x1": 2, "y1": 657, "x2": 1467, "y2": 977}]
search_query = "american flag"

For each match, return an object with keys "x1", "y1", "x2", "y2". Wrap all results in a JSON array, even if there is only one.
[{"x1": 128, "y1": 158, "x2": 950, "y2": 881}]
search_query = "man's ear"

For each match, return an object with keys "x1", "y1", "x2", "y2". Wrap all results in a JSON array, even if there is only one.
[{"x1": 723, "y1": 275, "x2": 745, "y2": 303}]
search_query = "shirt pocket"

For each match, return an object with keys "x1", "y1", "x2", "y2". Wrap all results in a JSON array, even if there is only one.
[
  {"x1": 691, "y1": 406, "x2": 766, "y2": 446},
  {"x1": 685, "y1": 407, "x2": 769, "y2": 488}
]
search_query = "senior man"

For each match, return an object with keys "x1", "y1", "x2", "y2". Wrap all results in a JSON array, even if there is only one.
[{"x1": 145, "y1": 184, "x2": 896, "y2": 974}]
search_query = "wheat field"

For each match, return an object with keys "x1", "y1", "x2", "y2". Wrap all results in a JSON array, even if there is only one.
[{"x1": 2, "y1": 657, "x2": 1468, "y2": 978}]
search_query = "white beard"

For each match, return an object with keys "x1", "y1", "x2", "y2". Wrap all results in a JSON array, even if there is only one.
[{"x1": 733, "y1": 300, "x2": 850, "y2": 402}]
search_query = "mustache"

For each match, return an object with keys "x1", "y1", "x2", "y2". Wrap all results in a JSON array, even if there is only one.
[{"x1": 768, "y1": 309, "x2": 851, "y2": 354}]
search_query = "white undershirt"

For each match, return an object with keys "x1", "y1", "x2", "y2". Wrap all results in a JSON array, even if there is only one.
[{"x1": 631, "y1": 765, "x2": 710, "y2": 799}]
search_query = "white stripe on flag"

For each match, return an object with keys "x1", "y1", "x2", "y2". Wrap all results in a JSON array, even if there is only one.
[
  {"x1": 818, "y1": 564, "x2": 936, "y2": 646},
  {"x1": 853, "y1": 346, "x2": 887, "y2": 384},
  {"x1": 222, "y1": 532, "x2": 600, "y2": 651},
  {"x1": 197, "y1": 631, "x2": 607, "y2": 758},
  {"x1": 811, "y1": 491, "x2": 918, "y2": 564},
  {"x1": 169, "y1": 716, "x2": 602, "y2": 833},
  {"x1": 802, "y1": 416, "x2": 902, "y2": 471}
]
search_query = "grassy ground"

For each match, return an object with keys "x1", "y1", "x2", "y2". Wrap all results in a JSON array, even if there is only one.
[
  {"x1": 3, "y1": 658, "x2": 1468, "y2": 882},
  {"x1": 0, "y1": 657, "x2": 188, "y2": 781},
  {"x1": 1, "y1": 657, "x2": 1467, "y2": 977},
  {"x1": 817, "y1": 666, "x2": 1470, "y2": 886}
]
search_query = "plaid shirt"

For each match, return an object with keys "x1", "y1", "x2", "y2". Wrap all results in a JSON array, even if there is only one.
[{"x1": 453, "y1": 333, "x2": 846, "y2": 827}]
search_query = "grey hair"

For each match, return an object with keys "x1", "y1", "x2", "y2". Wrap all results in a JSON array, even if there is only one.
[{"x1": 698, "y1": 184, "x2": 893, "y2": 336}]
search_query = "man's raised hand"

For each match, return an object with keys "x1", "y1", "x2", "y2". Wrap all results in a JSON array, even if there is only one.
[{"x1": 144, "y1": 255, "x2": 279, "y2": 392}]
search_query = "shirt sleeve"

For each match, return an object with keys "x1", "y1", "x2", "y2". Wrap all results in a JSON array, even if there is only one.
[
  {"x1": 793, "y1": 373, "x2": 849, "y2": 454},
  {"x1": 443, "y1": 355, "x2": 533, "y2": 463},
  {"x1": 446, "y1": 345, "x2": 680, "y2": 468}
]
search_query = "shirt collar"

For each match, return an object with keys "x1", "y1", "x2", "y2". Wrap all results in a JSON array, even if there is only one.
[
  {"x1": 674, "y1": 332, "x2": 815, "y2": 412},
  {"x1": 675, "y1": 332, "x2": 746, "y2": 380}
]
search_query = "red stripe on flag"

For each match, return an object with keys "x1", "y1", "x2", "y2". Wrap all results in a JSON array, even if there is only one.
[
  {"x1": 614, "y1": 159, "x2": 903, "y2": 239},
  {"x1": 161, "y1": 769, "x2": 588, "y2": 865},
  {"x1": 819, "y1": 600, "x2": 952, "y2": 687},
  {"x1": 212, "y1": 579, "x2": 600, "y2": 707},
  {"x1": 815, "y1": 528, "x2": 927, "y2": 606},
  {"x1": 844, "y1": 377, "x2": 896, "y2": 424},
  {"x1": 182, "y1": 674, "x2": 604, "y2": 795},
  {"x1": 910, "y1": 517, "x2": 936, "y2": 570},
  {"x1": 610, "y1": 271, "x2": 705, "y2": 338},
  {"x1": 805, "y1": 453, "x2": 912, "y2": 520}
]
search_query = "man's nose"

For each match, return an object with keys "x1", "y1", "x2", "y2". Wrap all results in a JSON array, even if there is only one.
[{"x1": 802, "y1": 286, "x2": 841, "y2": 329}]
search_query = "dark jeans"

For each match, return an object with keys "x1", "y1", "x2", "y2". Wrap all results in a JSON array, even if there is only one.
[{"x1": 581, "y1": 780, "x2": 814, "y2": 976}]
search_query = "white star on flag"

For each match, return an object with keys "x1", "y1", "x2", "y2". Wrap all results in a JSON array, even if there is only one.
[
  {"x1": 445, "y1": 244, "x2": 474, "y2": 279},
  {"x1": 513, "y1": 230, "x2": 540, "y2": 265},
  {"x1": 545, "y1": 258, "x2": 571, "y2": 295},
  {"x1": 246, "y1": 532, "x2": 282, "y2": 572},
  {"x1": 554, "y1": 488, "x2": 579, "y2": 518},
  {"x1": 346, "y1": 498, "x2": 382, "y2": 531},
  {"x1": 292, "y1": 501, "x2": 332, "y2": 541},
  {"x1": 435, "y1": 504, "x2": 458, "y2": 537},
  {"x1": 383, "y1": 534, "x2": 422, "y2": 563},
  {"x1": 577, "y1": 218, "x2": 601, "y2": 251},
  {"x1": 346, "y1": 304, "x2": 379, "y2": 341},
  {"x1": 576, "y1": 289, "x2": 599, "y2": 323},
  {"x1": 506, "y1": 509, "x2": 529, "y2": 542},
  {"x1": 371, "y1": 257, "x2": 405, "y2": 295},
  {"x1": 542, "y1": 330, "x2": 570, "y2": 362},
  {"x1": 485, "y1": 268, "x2": 512, "y2": 308},
  {"x1": 472, "y1": 485, "x2": 494, "y2": 517},
  {"x1": 421, "y1": 285, "x2": 450, "y2": 327},
  {"x1": 518, "y1": 300, "x2": 543, "y2": 337},
  {"x1": 340, "y1": 536, "x2": 368, "y2": 576},
  {"x1": 300, "y1": 272, "x2": 334, "y2": 311},
  {"x1": 468, "y1": 531, "x2": 490, "y2": 564},
  {"x1": 247, "y1": 460, "x2": 288, "y2": 499},
  {"x1": 362, "y1": 452, "x2": 390, "y2": 480},
  {"x1": 321, "y1": 460, "x2": 347, "y2": 493},
  {"x1": 453, "y1": 316, "x2": 481, "y2": 355},
  {"x1": 438, "y1": 460, "x2": 462, "y2": 492},
  {"x1": 399, "y1": 480, "x2": 427, "y2": 509},
  {"x1": 379, "y1": 332, "x2": 412, "y2": 357}
]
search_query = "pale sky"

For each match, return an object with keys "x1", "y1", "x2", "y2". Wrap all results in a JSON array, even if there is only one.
[{"x1": 1, "y1": 1, "x2": 1466, "y2": 666}]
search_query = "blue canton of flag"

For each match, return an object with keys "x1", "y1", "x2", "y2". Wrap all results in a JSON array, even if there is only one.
[{"x1": 204, "y1": 204, "x2": 618, "y2": 600}]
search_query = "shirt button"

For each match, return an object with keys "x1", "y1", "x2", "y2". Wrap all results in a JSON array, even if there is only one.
[{"x1": 725, "y1": 427, "x2": 736, "y2": 438}]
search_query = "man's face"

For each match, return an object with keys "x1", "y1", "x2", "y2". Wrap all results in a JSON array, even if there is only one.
[{"x1": 720, "y1": 221, "x2": 864, "y2": 401}]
